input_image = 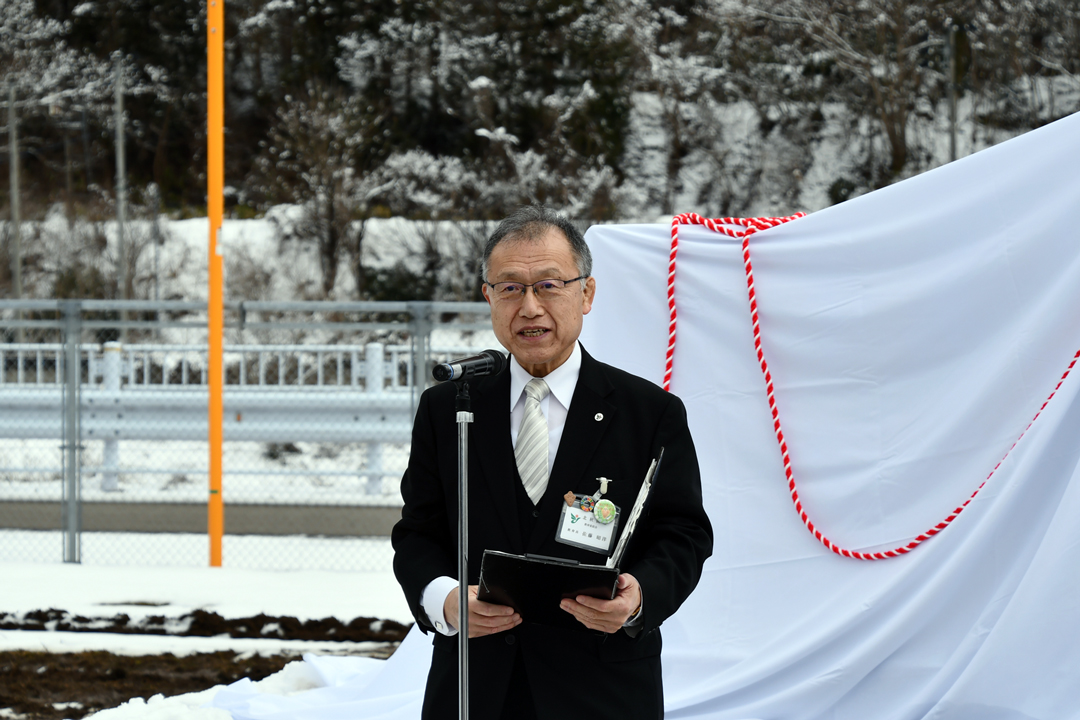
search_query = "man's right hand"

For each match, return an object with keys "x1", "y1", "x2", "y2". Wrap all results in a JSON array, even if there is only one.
[{"x1": 444, "y1": 585, "x2": 521, "y2": 638}]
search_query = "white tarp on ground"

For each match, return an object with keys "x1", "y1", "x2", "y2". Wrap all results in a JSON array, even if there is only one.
[{"x1": 211, "y1": 110, "x2": 1080, "y2": 719}]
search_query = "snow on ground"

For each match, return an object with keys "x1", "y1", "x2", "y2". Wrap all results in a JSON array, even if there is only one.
[
  {"x1": 87, "y1": 656, "x2": 361, "y2": 720},
  {"x1": 0, "y1": 530, "x2": 396, "y2": 572},
  {"x1": 137, "y1": 211, "x2": 499, "y2": 307},
  {"x1": 85, "y1": 686, "x2": 237, "y2": 720},
  {"x1": 0, "y1": 439, "x2": 411, "y2": 506},
  {"x1": 0, "y1": 560, "x2": 413, "y2": 718},
  {"x1": 0, "y1": 630, "x2": 387, "y2": 658},
  {"x1": 0, "y1": 560, "x2": 411, "y2": 626}
]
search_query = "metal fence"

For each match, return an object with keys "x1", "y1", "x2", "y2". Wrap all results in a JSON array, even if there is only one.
[{"x1": 0, "y1": 299, "x2": 496, "y2": 571}]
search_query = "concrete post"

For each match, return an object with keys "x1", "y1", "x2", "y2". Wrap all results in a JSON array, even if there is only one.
[
  {"x1": 102, "y1": 342, "x2": 122, "y2": 492},
  {"x1": 365, "y1": 342, "x2": 385, "y2": 392},
  {"x1": 61, "y1": 302, "x2": 82, "y2": 563},
  {"x1": 407, "y1": 301, "x2": 433, "y2": 417},
  {"x1": 364, "y1": 342, "x2": 385, "y2": 495}
]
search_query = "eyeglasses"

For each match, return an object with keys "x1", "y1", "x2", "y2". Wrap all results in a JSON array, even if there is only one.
[{"x1": 484, "y1": 276, "x2": 587, "y2": 302}]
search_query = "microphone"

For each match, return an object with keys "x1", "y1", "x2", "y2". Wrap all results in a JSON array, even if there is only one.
[{"x1": 432, "y1": 349, "x2": 507, "y2": 382}]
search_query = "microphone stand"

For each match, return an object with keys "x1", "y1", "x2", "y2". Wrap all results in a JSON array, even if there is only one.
[
  {"x1": 454, "y1": 380, "x2": 472, "y2": 720},
  {"x1": 434, "y1": 351, "x2": 504, "y2": 720}
]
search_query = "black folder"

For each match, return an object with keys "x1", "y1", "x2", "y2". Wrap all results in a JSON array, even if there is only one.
[
  {"x1": 477, "y1": 550, "x2": 618, "y2": 630},
  {"x1": 476, "y1": 449, "x2": 664, "y2": 629}
]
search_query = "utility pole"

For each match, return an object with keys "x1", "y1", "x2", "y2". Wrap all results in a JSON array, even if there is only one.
[
  {"x1": 8, "y1": 83, "x2": 21, "y2": 303},
  {"x1": 948, "y1": 23, "x2": 958, "y2": 163},
  {"x1": 114, "y1": 57, "x2": 129, "y2": 343},
  {"x1": 207, "y1": 0, "x2": 226, "y2": 567},
  {"x1": 151, "y1": 182, "x2": 161, "y2": 303},
  {"x1": 115, "y1": 56, "x2": 128, "y2": 304},
  {"x1": 152, "y1": 183, "x2": 161, "y2": 339}
]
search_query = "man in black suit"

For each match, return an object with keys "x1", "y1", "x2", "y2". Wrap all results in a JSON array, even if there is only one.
[{"x1": 392, "y1": 206, "x2": 713, "y2": 719}]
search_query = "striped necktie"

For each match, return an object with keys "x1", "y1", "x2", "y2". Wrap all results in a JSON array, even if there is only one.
[{"x1": 516, "y1": 378, "x2": 551, "y2": 505}]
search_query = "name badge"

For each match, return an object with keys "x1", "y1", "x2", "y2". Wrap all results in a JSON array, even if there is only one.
[{"x1": 555, "y1": 494, "x2": 620, "y2": 555}]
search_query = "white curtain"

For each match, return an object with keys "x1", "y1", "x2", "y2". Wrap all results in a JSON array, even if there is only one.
[{"x1": 212, "y1": 110, "x2": 1080, "y2": 720}]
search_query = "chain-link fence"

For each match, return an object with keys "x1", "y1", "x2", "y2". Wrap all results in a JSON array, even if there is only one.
[{"x1": 0, "y1": 299, "x2": 496, "y2": 571}]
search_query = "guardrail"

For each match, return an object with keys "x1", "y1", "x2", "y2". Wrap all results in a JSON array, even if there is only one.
[
  {"x1": 0, "y1": 299, "x2": 496, "y2": 565},
  {"x1": 0, "y1": 342, "x2": 415, "y2": 489}
]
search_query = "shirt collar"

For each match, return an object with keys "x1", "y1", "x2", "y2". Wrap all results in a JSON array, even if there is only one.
[{"x1": 509, "y1": 342, "x2": 582, "y2": 411}]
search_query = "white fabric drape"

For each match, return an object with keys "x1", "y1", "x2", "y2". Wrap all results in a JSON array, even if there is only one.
[{"x1": 211, "y1": 110, "x2": 1080, "y2": 719}]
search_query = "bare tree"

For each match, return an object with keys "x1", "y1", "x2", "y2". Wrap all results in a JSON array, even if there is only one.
[
  {"x1": 724, "y1": 0, "x2": 953, "y2": 181},
  {"x1": 614, "y1": 1, "x2": 724, "y2": 213},
  {"x1": 250, "y1": 82, "x2": 372, "y2": 297}
]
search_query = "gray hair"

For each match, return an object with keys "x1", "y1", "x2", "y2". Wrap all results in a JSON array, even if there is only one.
[{"x1": 480, "y1": 206, "x2": 592, "y2": 283}]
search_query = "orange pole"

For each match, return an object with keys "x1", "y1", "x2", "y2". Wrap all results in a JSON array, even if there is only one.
[{"x1": 207, "y1": 0, "x2": 225, "y2": 566}]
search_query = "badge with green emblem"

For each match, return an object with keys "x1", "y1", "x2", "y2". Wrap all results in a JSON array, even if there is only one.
[
  {"x1": 554, "y1": 479, "x2": 621, "y2": 555},
  {"x1": 593, "y1": 499, "x2": 617, "y2": 524}
]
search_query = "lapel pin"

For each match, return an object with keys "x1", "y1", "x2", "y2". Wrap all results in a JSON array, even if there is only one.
[{"x1": 594, "y1": 413, "x2": 603, "y2": 421}]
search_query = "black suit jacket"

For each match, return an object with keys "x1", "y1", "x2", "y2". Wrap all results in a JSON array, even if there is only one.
[{"x1": 392, "y1": 347, "x2": 713, "y2": 719}]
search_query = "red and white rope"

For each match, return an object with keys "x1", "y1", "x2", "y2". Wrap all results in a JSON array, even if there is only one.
[
  {"x1": 668, "y1": 212, "x2": 1080, "y2": 560},
  {"x1": 665, "y1": 213, "x2": 805, "y2": 391}
]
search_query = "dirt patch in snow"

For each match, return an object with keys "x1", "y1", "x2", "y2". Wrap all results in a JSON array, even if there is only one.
[
  {"x1": 0, "y1": 611, "x2": 411, "y2": 719},
  {"x1": 0, "y1": 609, "x2": 410, "y2": 643},
  {"x1": 0, "y1": 649, "x2": 294, "y2": 719}
]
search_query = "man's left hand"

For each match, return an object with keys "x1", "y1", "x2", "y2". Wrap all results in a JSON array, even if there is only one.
[{"x1": 560, "y1": 573, "x2": 641, "y2": 633}]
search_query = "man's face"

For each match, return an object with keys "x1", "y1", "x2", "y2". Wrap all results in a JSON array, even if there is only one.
[{"x1": 482, "y1": 228, "x2": 596, "y2": 377}]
